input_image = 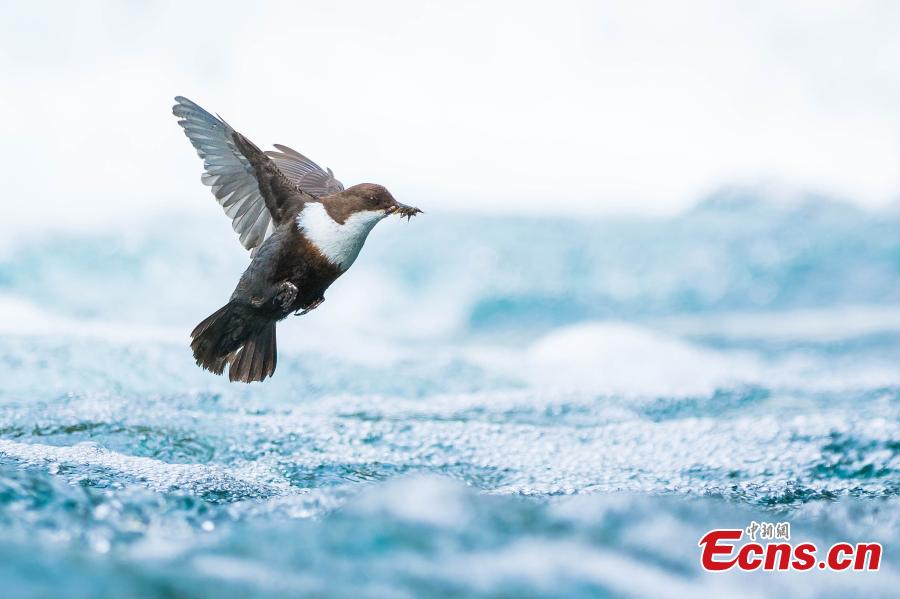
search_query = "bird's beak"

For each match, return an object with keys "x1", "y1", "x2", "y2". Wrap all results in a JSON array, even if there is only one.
[{"x1": 386, "y1": 202, "x2": 423, "y2": 221}]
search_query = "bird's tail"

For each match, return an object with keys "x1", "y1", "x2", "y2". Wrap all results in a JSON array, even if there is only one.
[{"x1": 190, "y1": 302, "x2": 277, "y2": 383}]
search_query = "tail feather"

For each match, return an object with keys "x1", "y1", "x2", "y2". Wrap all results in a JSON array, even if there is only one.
[
  {"x1": 229, "y1": 324, "x2": 277, "y2": 383},
  {"x1": 190, "y1": 302, "x2": 277, "y2": 383}
]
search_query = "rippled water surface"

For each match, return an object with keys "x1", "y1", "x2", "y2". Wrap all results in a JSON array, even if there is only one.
[{"x1": 1, "y1": 194, "x2": 899, "y2": 597}]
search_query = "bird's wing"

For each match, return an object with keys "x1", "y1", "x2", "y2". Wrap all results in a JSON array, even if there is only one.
[
  {"x1": 265, "y1": 144, "x2": 345, "y2": 197},
  {"x1": 173, "y1": 96, "x2": 311, "y2": 252}
]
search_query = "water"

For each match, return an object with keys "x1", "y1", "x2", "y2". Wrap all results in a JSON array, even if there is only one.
[{"x1": 1, "y1": 190, "x2": 898, "y2": 597}]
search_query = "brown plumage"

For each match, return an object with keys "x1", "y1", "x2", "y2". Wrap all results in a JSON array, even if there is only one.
[{"x1": 174, "y1": 97, "x2": 421, "y2": 382}]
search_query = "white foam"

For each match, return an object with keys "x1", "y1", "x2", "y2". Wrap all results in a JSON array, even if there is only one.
[
  {"x1": 526, "y1": 321, "x2": 760, "y2": 396},
  {"x1": 0, "y1": 294, "x2": 183, "y2": 344},
  {"x1": 0, "y1": 439, "x2": 293, "y2": 498},
  {"x1": 353, "y1": 475, "x2": 470, "y2": 528}
]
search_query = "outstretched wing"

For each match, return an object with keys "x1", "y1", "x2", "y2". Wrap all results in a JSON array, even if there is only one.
[
  {"x1": 265, "y1": 144, "x2": 344, "y2": 197},
  {"x1": 173, "y1": 96, "x2": 278, "y2": 251}
]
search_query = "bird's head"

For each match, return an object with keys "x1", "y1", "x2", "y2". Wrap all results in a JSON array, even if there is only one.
[{"x1": 344, "y1": 183, "x2": 422, "y2": 221}]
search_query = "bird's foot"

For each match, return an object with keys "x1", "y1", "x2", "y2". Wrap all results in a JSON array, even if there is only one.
[
  {"x1": 295, "y1": 297, "x2": 324, "y2": 316},
  {"x1": 274, "y1": 281, "x2": 299, "y2": 312}
]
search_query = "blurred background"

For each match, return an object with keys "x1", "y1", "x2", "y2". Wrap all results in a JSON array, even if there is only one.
[
  {"x1": 4, "y1": 1, "x2": 900, "y2": 229},
  {"x1": 1, "y1": 2, "x2": 900, "y2": 597}
]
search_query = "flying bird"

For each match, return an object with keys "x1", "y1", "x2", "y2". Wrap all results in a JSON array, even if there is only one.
[{"x1": 172, "y1": 96, "x2": 421, "y2": 383}]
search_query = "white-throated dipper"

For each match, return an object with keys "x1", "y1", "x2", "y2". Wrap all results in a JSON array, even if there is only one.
[{"x1": 173, "y1": 96, "x2": 421, "y2": 383}]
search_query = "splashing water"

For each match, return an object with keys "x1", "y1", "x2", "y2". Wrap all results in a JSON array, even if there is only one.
[{"x1": 0, "y1": 192, "x2": 898, "y2": 597}]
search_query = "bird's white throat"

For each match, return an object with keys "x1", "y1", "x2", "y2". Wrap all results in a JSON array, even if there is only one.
[{"x1": 296, "y1": 203, "x2": 385, "y2": 270}]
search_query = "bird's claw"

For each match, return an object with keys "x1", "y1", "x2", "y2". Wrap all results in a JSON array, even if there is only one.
[
  {"x1": 294, "y1": 297, "x2": 324, "y2": 316},
  {"x1": 275, "y1": 282, "x2": 298, "y2": 311}
]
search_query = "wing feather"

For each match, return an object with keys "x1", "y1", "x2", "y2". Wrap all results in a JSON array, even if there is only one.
[
  {"x1": 173, "y1": 96, "x2": 273, "y2": 252},
  {"x1": 174, "y1": 96, "x2": 341, "y2": 253},
  {"x1": 265, "y1": 143, "x2": 344, "y2": 197}
]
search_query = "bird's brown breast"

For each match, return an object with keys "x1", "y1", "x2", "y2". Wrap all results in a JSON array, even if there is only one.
[
  {"x1": 230, "y1": 224, "x2": 343, "y2": 317},
  {"x1": 275, "y1": 225, "x2": 343, "y2": 310}
]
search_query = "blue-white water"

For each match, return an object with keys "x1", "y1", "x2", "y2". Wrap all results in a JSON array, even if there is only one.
[{"x1": 1, "y1": 192, "x2": 899, "y2": 597}]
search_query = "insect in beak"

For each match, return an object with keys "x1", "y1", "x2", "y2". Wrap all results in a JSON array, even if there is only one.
[{"x1": 386, "y1": 203, "x2": 423, "y2": 221}]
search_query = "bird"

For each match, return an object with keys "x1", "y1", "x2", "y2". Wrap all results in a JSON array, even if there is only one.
[{"x1": 172, "y1": 96, "x2": 421, "y2": 383}]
